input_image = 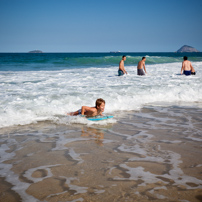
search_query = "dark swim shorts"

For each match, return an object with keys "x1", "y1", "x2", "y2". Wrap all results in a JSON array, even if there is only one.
[
  {"x1": 118, "y1": 70, "x2": 124, "y2": 76},
  {"x1": 184, "y1": 70, "x2": 191, "y2": 76},
  {"x1": 137, "y1": 69, "x2": 145, "y2": 76}
]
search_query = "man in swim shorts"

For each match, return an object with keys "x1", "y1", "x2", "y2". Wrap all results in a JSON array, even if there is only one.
[
  {"x1": 118, "y1": 55, "x2": 127, "y2": 76},
  {"x1": 137, "y1": 57, "x2": 147, "y2": 76},
  {"x1": 181, "y1": 56, "x2": 196, "y2": 76},
  {"x1": 68, "y1": 98, "x2": 105, "y2": 118}
]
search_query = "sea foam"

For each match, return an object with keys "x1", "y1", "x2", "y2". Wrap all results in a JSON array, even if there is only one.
[{"x1": 0, "y1": 62, "x2": 202, "y2": 128}]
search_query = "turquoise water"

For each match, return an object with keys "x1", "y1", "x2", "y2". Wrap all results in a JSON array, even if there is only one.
[{"x1": 0, "y1": 52, "x2": 202, "y2": 71}]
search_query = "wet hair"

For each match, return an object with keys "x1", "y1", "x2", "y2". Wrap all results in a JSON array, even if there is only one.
[
  {"x1": 142, "y1": 57, "x2": 146, "y2": 60},
  {"x1": 122, "y1": 55, "x2": 126, "y2": 59},
  {"x1": 184, "y1": 56, "x2": 188, "y2": 60},
  {"x1": 96, "y1": 98, "x2": 105, "y2": 108}
]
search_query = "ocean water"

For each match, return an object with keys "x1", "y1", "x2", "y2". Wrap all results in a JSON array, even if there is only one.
[
  {"x1": 0, "y1": 52, "x2": 202, "y2": 202},
  {"x1": 0, "y1": 52, "x2": 202, "y2": 128}
]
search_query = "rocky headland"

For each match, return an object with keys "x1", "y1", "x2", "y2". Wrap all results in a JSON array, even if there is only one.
[{"x1": 176, "y1": 45, "x2": 200, "y2": 53}]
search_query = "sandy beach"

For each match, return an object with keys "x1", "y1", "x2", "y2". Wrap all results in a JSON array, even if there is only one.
[
  {"x1": 1, "y1": 0, "x2": 202, "y2": 200},
  {"x1": 0, "y1": 105, "x2": 202, "y2": 202}
]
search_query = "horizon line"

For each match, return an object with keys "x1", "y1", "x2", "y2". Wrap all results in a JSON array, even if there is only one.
[{"x1": 0, "y1": 51, "x2": 201, "y2": 53}]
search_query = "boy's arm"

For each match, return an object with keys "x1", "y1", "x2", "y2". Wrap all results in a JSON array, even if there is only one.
[
  {"x1": 124, "y1": 67, "x2": 128, "y2": 74},
  {"x1": 191, "y1": 63, "x2": 195, "y2": 72},
  {"x1": 81, "y1": 106, "x2": 95, "y2": 116},
  {"x1": 81, "y1": 106, "x2": 86, "y2": 116},
  {"x1": 143, "y1": 63, "x2": 147, "y2": 74},
  {"x1": 122, "y1": 67, "x2": 127, "y2": 74},
  {"x1": 181, "y1": 62, "x2": 184, "y2": 74}
]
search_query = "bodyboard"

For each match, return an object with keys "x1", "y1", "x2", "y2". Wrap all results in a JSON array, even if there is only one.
[{"x1": 87, "y1": 115, "x2": 113, "y2": 121}]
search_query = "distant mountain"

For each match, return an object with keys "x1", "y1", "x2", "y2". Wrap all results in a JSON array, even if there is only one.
[
  {"x1": 28, "y1": 50, "x2": 43, "y2": 53},
  {"x1": 176, "y1": 45, "x2": 200, "y2": 53}
]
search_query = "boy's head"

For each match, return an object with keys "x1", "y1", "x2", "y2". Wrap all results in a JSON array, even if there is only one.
[
  {"x1": 96, "y1": 98, "x2": 105, "y2": 112},
  {"x1": 122, "y1": 55, "x2": 126, "y2": 60},
  {"x1": 184, "y1": 56, "x2": 188, "y2": 61},
  {"x1": 142, "y1": 56, "x2": 146, "y2": 61}
]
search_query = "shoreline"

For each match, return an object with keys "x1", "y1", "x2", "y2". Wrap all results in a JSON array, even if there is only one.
[{"x1": 0, "y1": 105, "x2": 202, "y2": 202}]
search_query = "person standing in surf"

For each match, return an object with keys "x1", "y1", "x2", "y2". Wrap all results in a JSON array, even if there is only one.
[
  {"x1": 118, "y1": 55, "x2": 127, "y2": 76},
  {"x1": 181, "y1": 56, "x2": 196, "y2": 76},
  {"x1": 137, "y1": 57, "x2": 147, "y2": 76}
]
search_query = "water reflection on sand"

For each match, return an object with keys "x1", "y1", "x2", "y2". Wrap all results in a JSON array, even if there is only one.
[{"x1": 0, "y1": 105, "x2": 202, "y2": 202}]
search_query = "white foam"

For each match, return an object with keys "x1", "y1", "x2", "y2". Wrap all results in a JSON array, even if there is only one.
[
  {"x1": 0, "y1": 61, "x2": 202, "y2": 128},
  {"x1": 94, "y1": 189, "x2": 105, "y2": 194},
  {"x1": 118, "y1": 144, "x2": 147, "y2": 156},
  {"x1": 59, "y1": 115, "x2": 117, "y2": 126},
  {"x1": 68, "y1": 148, "x2": 84, "y2": 163},
  {"x1": 62, "y1": 177, "x2": 88, "y2": 194},
  {"x1": 185, "y1": 136, "x2": 202, "y2": 142},
  {"x1": 117, "y1": 147, "x2": 202, "y2": 189},
  {"x1": 23, "y1": 164, "x2": 62, "y2": 183},
  {"x1": 0, "y1": 142, "x2": 41, "y2": 202},
  {"x1": 148, "y1": 189, "x2": 167, "y2": 199},
  {"x1": 160, "y1": 140, "x2": 182, "y2": 144},
  {"x1": 65, "y1": 198, "x2": 84, "y2": 202},
  {"x1": 46, "y1": 176, "x2": 87, "y2": 199}
]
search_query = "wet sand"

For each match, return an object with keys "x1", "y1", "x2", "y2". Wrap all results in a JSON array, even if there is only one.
[{"x1": 0, "y1": 105, "x2": 202, "y2": 202}]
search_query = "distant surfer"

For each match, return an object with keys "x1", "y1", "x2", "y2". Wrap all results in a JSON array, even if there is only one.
[
  {"x1": 181, "y1": 56, "x2": 196, "y2": 76},
  {"x1": 118, "y1": 55, "x2": 127, "y2": 76},
  {"x1": 68, "y1": 98, "x2": 105, "y2": 117},
  {"x1": 137, "y1": 57, "x2": 147, "y2": 76}
]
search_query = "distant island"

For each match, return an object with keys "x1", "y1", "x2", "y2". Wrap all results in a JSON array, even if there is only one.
[
  {"x1": 28, "y1": 50, "x2": 43, "y2": 53},
  {"x1": 110, "y1": 51, "x2": 121, "y2": 53},
  {"x1": 176, "y1": 45, "x2": 200, "y2": 53}
]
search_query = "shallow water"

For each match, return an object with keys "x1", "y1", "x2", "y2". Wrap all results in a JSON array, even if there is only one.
[
  {"x1": 1, "y1": 61, "x2": 202, "y2": 128},
  {"x1": 0, "y1": 105, "x2": 202, "y2": 202}
]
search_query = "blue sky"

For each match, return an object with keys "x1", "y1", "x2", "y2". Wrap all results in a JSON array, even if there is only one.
[{"x1": 0, "y1": 0, "x2": 202, "y2": 52}]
